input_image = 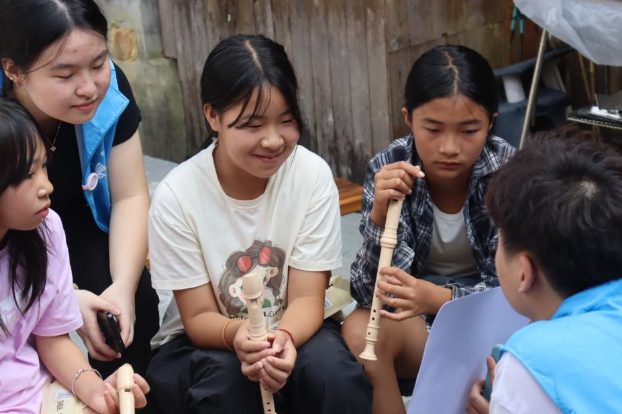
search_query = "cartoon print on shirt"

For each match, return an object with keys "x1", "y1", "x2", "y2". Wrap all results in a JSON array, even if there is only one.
[{"x1": 218, "y1": 240, "x2": 285, "y2": 317}]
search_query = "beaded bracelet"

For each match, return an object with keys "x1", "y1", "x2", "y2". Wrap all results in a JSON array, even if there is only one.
[
  {"x1": 276, "y1": 328, "x2": 295, "y2": 348},
  {"x1": 71, "y1": 367, "x2": 102, "y2": 397},
  {"x1": 221, "y1": 318, "x2": 241, "y2": 352}
]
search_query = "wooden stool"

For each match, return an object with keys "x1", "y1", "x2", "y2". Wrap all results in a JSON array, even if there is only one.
[{"x1": 335, "y1": 178, "x2": 363, "y2": 216}]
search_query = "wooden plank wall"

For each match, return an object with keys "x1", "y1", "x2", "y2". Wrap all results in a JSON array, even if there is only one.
[{"x1": 158, "y1": 0, "x2": 523, "y2": 183}]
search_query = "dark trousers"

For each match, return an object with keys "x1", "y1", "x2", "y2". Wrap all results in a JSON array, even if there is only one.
[{"x1": 147, "y1": 319, "x2": 372, "y2": 414}]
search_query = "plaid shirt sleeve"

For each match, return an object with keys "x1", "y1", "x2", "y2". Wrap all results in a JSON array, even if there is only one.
[
  {"x1": 447, "y1": 271, "x2": 499, "y2": 299},
  {"x1": 350, "y1": 141, "x2": 416, "y2": 308}
]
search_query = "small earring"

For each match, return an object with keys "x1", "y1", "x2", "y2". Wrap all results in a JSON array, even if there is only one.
[{"x1": 9, "y1": 77, "x2": 14, "y2": 82}]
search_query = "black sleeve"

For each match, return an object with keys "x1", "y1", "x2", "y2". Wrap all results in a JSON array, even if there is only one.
[{"x1": 112, "y1": 63, "x2": 142, "y2": 146}]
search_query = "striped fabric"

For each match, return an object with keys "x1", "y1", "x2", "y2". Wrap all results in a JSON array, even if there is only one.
[{"x1": 350, "y1": 135, "x2": 516, "y2": 320}]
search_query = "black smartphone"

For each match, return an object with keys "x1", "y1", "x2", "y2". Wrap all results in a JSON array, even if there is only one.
[{"x1": 97, "y1": 311, "x2": 125, "y2": 353}]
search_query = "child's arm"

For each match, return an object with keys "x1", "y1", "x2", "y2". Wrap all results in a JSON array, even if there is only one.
[
  {"x1": 252, "y1": 268, "x2": 329, "y2": 393},
  {"x1": 35, "y1": 334, "x2": 149, "y2": 413},
  {"x1": 376, "y1": 266, "x2": 452, "y2": 319},
  {"x1": 176, "y1": 284, "x2": 277, "y2": 381},
  {"x1": 369, "y1": 161, "x2": 424, "y2": 228},
  {"x1": 278, "y1": 268, "x2": 329, "y2": 348},
  {"x1": 351, "y1": 160, "x2": 423, "y2": 308},
  {"x1": 105, "y1": 133, "x2": 151, "y2": 347},
  {"x1": 175, "y1": 284, "x2": 268, "y2": 355}
]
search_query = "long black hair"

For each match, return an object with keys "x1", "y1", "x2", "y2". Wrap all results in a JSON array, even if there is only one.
[
  {"x1": 0, "y1": 0, "x2": 108, "y2": 95},
  {"x1": 404, "y1": 45, "x2": 498, "y2": 123},
  {"x1": 198, "y1": 34, "x2": 304, "y2": 150},
  {"x1": 0, "y1": 99, "x2": 51, "y2": 334}
]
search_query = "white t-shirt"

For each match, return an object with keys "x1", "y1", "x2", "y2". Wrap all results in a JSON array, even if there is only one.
[
  {"x1": 423, "y1": 203, "x2": 478, "y2": 277},
  {"x1": 490, "y1": 352, "x2": 562, "y2": 414},
  {"x1": 149, "y1": 144, "x2": 342, "y2": 348}
]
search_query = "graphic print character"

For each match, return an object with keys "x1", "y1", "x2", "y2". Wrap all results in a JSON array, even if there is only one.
[{"x1": 218, "y1": 240, "x2": 286, "y2": 317}]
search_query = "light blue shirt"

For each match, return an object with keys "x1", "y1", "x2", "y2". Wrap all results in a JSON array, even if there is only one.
[{"x1": 502, "y1": 278, "x2": 622, "y2": 413}]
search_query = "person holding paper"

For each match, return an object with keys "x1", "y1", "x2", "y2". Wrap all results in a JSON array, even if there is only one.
[{"x1": 467, "y1": 130, "x2": 622, "y2": 414}]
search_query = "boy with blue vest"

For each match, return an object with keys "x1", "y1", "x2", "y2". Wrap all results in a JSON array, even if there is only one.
[{"x1": 467, "y1": 132, "x2": 622, "y2": 414}]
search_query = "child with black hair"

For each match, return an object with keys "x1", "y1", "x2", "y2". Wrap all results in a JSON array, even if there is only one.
[
  {"x1": 467, "y1": 132, "x2": 622, "y2": 414},
  {"x1": 342, "y1": 45, "x2": 515, "y2": 414},
  {"x1": 145, "y1": 34, "x2": 371, "y2": 413},
  {"x1": 0, "y1": 99, "x2": 149, "y2": 413},
  {"x1": 0, "y1": 1, "x2": 160, "y2": 390}
]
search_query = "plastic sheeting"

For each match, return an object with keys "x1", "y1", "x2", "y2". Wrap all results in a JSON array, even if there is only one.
[{"x1": 515, "y1": 0, "x2": 622, "y2": 66}]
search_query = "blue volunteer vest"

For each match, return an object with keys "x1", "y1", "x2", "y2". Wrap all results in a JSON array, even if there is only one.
[
  {"x1": 501, "y1": 278, "x2": 622, "y2": 413},
  {"x1": 0, "y1": 60, "x2": 127, "y2": 232},
  {"x1": 75, "y1": 61, "x2": 128, "y2": 232}
]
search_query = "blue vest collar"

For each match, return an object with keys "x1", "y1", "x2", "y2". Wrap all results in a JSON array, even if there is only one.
[
  {"x1": 553, "y1": 278, "x2": 622, "y2": 319},
  {"x1": 80, "y1": 61, "x2": 128, "y2": 164}
]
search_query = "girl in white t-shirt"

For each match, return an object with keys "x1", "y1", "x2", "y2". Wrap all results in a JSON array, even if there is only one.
[
  {"x1": 0, "y1": 99, "x2": 149, "y2": 413},
  {"x1": 146, "y1": 35, "x2": 372, "y2": 413}
]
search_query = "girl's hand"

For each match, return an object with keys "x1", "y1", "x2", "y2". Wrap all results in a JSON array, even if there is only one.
[
  {"x1": 75, "y1": 290, "x2": 122, "y2": 361},
  {"x1": 101, "y1": 282, "x2": 136, "y2": 347},
  {"x1": 466, "y1": 357, "x2": 496, "y2": 414},
  {"x1": 370, "y1": 161, "x2": 424, "y2": 227},
  {"x1": 233, "y1": 320, "x2": 277, "y2": 382},
  {"x1": 260, "y1": 330, "x2": 297, "y2": 393},
  {"x1": 377, "y1": 267, "x2": 452, "y2": 319},
  {"x1": 85, "y1": 371, "x2": 150, "y2": 414}
]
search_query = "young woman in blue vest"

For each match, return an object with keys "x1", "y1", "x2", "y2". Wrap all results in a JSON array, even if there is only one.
[{"x1": 0, "y1": 0, "x2": 159, "y2": 404}]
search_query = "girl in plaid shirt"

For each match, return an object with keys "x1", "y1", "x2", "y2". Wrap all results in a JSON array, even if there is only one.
[{"x1": 343, "y1": 45, "x2": 515, "y2": 414}]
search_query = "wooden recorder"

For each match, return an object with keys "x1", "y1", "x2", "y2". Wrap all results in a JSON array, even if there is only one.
[
  {"x1": 117, "y1": 364, "x2": 135, "y2": 414},
  {"x1": 359, "y1": 198, "x2": 404, "y2": 361},
  {"x1": 242, "y1": 273, "x2": 277, "y2": 414}
]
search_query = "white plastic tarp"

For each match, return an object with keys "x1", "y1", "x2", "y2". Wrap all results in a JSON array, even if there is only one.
[{"x1": 515, "y1": 0, "x2": 622, "y2": 66}]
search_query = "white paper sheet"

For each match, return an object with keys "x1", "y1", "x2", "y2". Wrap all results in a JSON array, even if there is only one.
[{"x1": 407, "y1": 287, "x2": 530, "y2": 414}]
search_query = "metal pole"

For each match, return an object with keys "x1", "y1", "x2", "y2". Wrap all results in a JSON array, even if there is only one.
[{"x1": 519, "y1": 29, "x2": 548, "y2": 149}]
